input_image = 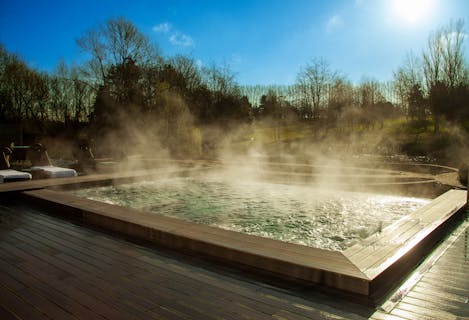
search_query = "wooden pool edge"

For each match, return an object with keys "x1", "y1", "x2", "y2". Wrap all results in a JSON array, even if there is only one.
[{"x1": 16, "y1": 186, "x2": 467, "y2": 304}]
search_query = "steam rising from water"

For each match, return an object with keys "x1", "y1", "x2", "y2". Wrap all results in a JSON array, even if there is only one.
[
  {"x1": 34, "y1": 86, "x2": 468, "y2": 186},
  {"x1": 72, "y1": 177, "x2": 430, "y2": 251}
]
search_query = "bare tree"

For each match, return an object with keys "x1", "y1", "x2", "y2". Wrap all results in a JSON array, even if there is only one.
[
  {"x1": 327, "y1": 77, "x2": 354, "y2": 123},
  {"x1": 169, "y1": 55, "x2": 202, "y2": 92},
  {"x1": 202, "y1": 62, "x2": 238, "y2": 99},
  {"x1": 356, "y1": 78, "x2": 389, "y2": 128},
  {"x1": 422, "y1": 19, "x2": 468, "y2": 131},
  {"x1": 1, "y1": 52, "x2": 48, "y2": 121},
  {"x1": 393, "y1": 52, "x2": 424, "y2": 117},
  {"x1": 441, "y1": 20, "x2": 467, "y2": 88},
  {"x1": 296, "y1": 57, "x2": 337, "y2": 119},
  {"x1": 357, "y1": 78, "x2": 387, "y2": 108},
  {"x1": 77, "y1": 17, "x2": 159, "y2": 85},
  {"x1": 423, "y1": 26, "x2": 445, "y2": 93},
  {"x1": 423, "y1": 19, "x2": 467, "y2": 90}
]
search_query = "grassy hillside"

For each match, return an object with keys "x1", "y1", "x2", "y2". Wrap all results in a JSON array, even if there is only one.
[{"x1": 236, "y1": 118, "x2": 468, "y2": 167}]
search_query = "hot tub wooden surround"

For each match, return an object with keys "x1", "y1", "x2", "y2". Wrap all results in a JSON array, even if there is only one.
[{"x1": 2, "y1": 168, "x2": 464, "y2": 303}]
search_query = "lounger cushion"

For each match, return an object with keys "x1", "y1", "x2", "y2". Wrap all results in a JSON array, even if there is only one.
[
  {"x1": 0, "y1": 169, "x2": 32, "y2": 182},
  {"x1": 31, "y1": 166, "x2": 77, "y2": 178}
]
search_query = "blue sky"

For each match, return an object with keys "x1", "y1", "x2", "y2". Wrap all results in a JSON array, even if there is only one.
[{"x1": 0, "y1": 0, "x2": 468, "y2": 85}]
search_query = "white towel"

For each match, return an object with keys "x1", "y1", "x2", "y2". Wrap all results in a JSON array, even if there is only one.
[
  {"x1": 0, "y1": 169, "x2": 32, "y2": 182},
  {"x1": 30, "y1": 166, "x2": 77, "y2": 178}
]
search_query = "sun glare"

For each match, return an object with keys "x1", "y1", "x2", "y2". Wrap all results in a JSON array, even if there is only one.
[{"x1": 390, "y1": 0, "x2": 435, "y2": 25}]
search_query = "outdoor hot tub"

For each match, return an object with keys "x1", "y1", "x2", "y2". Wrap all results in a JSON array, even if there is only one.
[
  {"x1": 70, "y1": 176, "x2": 431, "y2": 251},
  {"x1": 13, "y1": 163, "x2": 467, "y2": 303}
]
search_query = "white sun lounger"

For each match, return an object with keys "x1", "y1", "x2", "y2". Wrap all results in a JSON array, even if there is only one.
[
  {"x1": 0, "y1": 169, "x2": 33, "y2": 183},
  {"x1": 30, "y1": 166, "x2": 77, "y2": 178}
]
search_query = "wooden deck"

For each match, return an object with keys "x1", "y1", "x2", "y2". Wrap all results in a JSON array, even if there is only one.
[
  {"x1": 16, "y1": 185, "x2": 467, "y2": 300},
  {"x1": 1, "y1": 201, "x2": 468, "y2": 319},
  {"x1": 0, "y1": 202, "x2": 372, "y2": 320},
  {"x1": 0, "y1": 168, "x2": 467, "y2": 319},
  {"x1": 20, "y1": 188, "x2": 370, "y2": 296},
  {"x1": 370, "y1": 220, "x2": 469, "y2": 320}
]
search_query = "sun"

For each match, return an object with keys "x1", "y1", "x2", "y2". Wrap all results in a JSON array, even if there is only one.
[{"x1": 390, "y1": 0, "x2": 435, "y2": 25}]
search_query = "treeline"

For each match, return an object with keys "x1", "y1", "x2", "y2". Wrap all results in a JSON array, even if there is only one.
[
  {"x1": 240, "y1": 20, "x2": 468, "y2": 132},
  {"x1": 240, "y1": 76, "x2": 397, "y2": 128},
  {"x1": 394, "y1": 20, "x2": 468, "y2": 132},
  {"x1": 0, "y1": 18, "x2": 253, "y2": 157},
  {"x1": 0, "y1": 17, "x2": 468, "y2": 158}
]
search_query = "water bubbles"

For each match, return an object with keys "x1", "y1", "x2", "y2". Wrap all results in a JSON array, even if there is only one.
[{"x1": 72, "y1": 177, "x2": 430, "y2": 251}]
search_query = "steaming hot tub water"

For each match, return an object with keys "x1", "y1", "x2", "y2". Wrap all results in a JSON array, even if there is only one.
[{"x1": 71, "y1": 177, "x2": 430, "y2": 251}]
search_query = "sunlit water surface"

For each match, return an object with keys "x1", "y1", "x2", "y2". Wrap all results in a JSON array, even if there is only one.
[{"x1": 71, "y1": 177, "x2": 430, "y2": 251}]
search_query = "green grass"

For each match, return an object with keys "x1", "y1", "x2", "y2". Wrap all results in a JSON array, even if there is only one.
[
  {"x1": 233, "y1": 117, "x2": 468, "y2": 160},
  {"x1": 249, "y1": 123, "x2": 311, "y2": 144}
]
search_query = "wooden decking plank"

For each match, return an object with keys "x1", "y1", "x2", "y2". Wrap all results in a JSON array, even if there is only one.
[
  {"x1": 0, "y1": 240, "x2": 142, "y2": 320},
  {"x1": 6, "y1": 210, "x2": 282, "y2": 317},
  {"x1": 8, "y1": 215, "x2": 169, "y2": 282},
  {"x1": 349, "y1": 222, "x2": 423, "y2": 271},
  {"x1": 159, "y1": 277, "x2": 286, "y2": 320},
  {"x1": 424, "y1": 267, "x2": 469, "y2": 283},
  {"x1": 151, "y1": 273, "x2": 346, "y2": 320},
  {"x1": 0, "y1": 241, "x2": 71, "y2": 280},
  {"x1": 394, "y1": 301, "x2": 457, "y2": 320},
  {"x1": 272, "y1": 309, "x2": 325, "y2": 320},
  {"x1": 9, "y1": 212, "x2": 249, "y2": 318},
  {"x1": 117, "y1": 277, "x2": 232, "y2": 320},
  {"x1": 13, "y1": 287, "x2": 78, "y2": 320},
  {"x1": 13, "y1": 214, "x2": 159, "y2": 278},
  {"x1": 345, "y1": 218, "x2": 422, "y2": 258},
  {"x1": 369, "y1": 310, "x2": 407, "y2": 320},
  {"x1": 16, "y1": 261, "x2": 144, "y2": 320},
  {"x1": 345, "y1": 190, "x2": 466, "y2": 262},
  {"x1": 0, "y1": 258, "x2": 108, "y2": 320},
  {"x1": 430, "y1": 256, "x2": 468, "y2": 268},
  {"x1": 386, "y1": 307, "x2": 438, "y2": 320},
  {"x1": 13, "y1": 209, "x2": 154, "y2": 264},
  {"x1": 3, "y1": 233, "x2": 183, "y2": 320},
  {"x1": 370, "y1": 222, "x2": 469, "y2": 320},
  {"x1": 419, "y1": 272, "x2": 469, "y2": 290},
  {"x1": 404, "y1": 292, "x2": 469, "y2": 316},
  {"x1": 431, "y1": 246, "x2": 468, "y2": 261},
  {"x1": 0, "y1": 267, "x2": 28, "y2": 292},
  {"x1": 411, "y1": 283, "x2": 469, "y2": 304},
  {"x1": 427, "y1": 259, "x2": 468, "y2": 272},
  {"x1": 345, "y1": 196, "x2": 447, "y2": 259},
  {"x1": 12, "y1": 226, "x2": 144, "y2": 284},
  {"x1": 350, "y1": 206, "x2": 446, "y2": 269},
  {"x1": 140, "y1": 278, "x2": 271, "y2": 320},
  {"x1": 351, "y1": 212, "x2": 465, "y2": 278},
  {"x1": 0, "y1": 305, "x2": 20, "y2": 320},
  {"x1": 22, "y1": 212, "x2": 364, "y2": 320},
  {"x1": 134, "y1": 253, "x2": 340, "y2": 320},
  {"x1": 0, "y1": 283, "x2": 51, "y2": 320},
  {"x1": 132, "y1": 262, "x2": 297, "y2": 320},
  {"x1": 1, "y1": 203, "x2": 372, "y2": 320},
  {"x1": 262, "y1": 291, "x2": 369, "y2": 320},
  {"x1": 228, "y1": 302, "x2": 278, "y2": 320},
  {"x1": 0, "y1": 267, "x2": 77, "y2": 320},
  {"x1": 13, "y1": 210, "x2": 278, "y2": 318},
  {"x1": 413, "y1": 281, "x2": 469, "y2": 301},
  {"x1": 13, "y1": 205, "x2": 370, "y2": 318},
  {"x1": 416, "y1": 276, "x2": 469, "y2": 297}
]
